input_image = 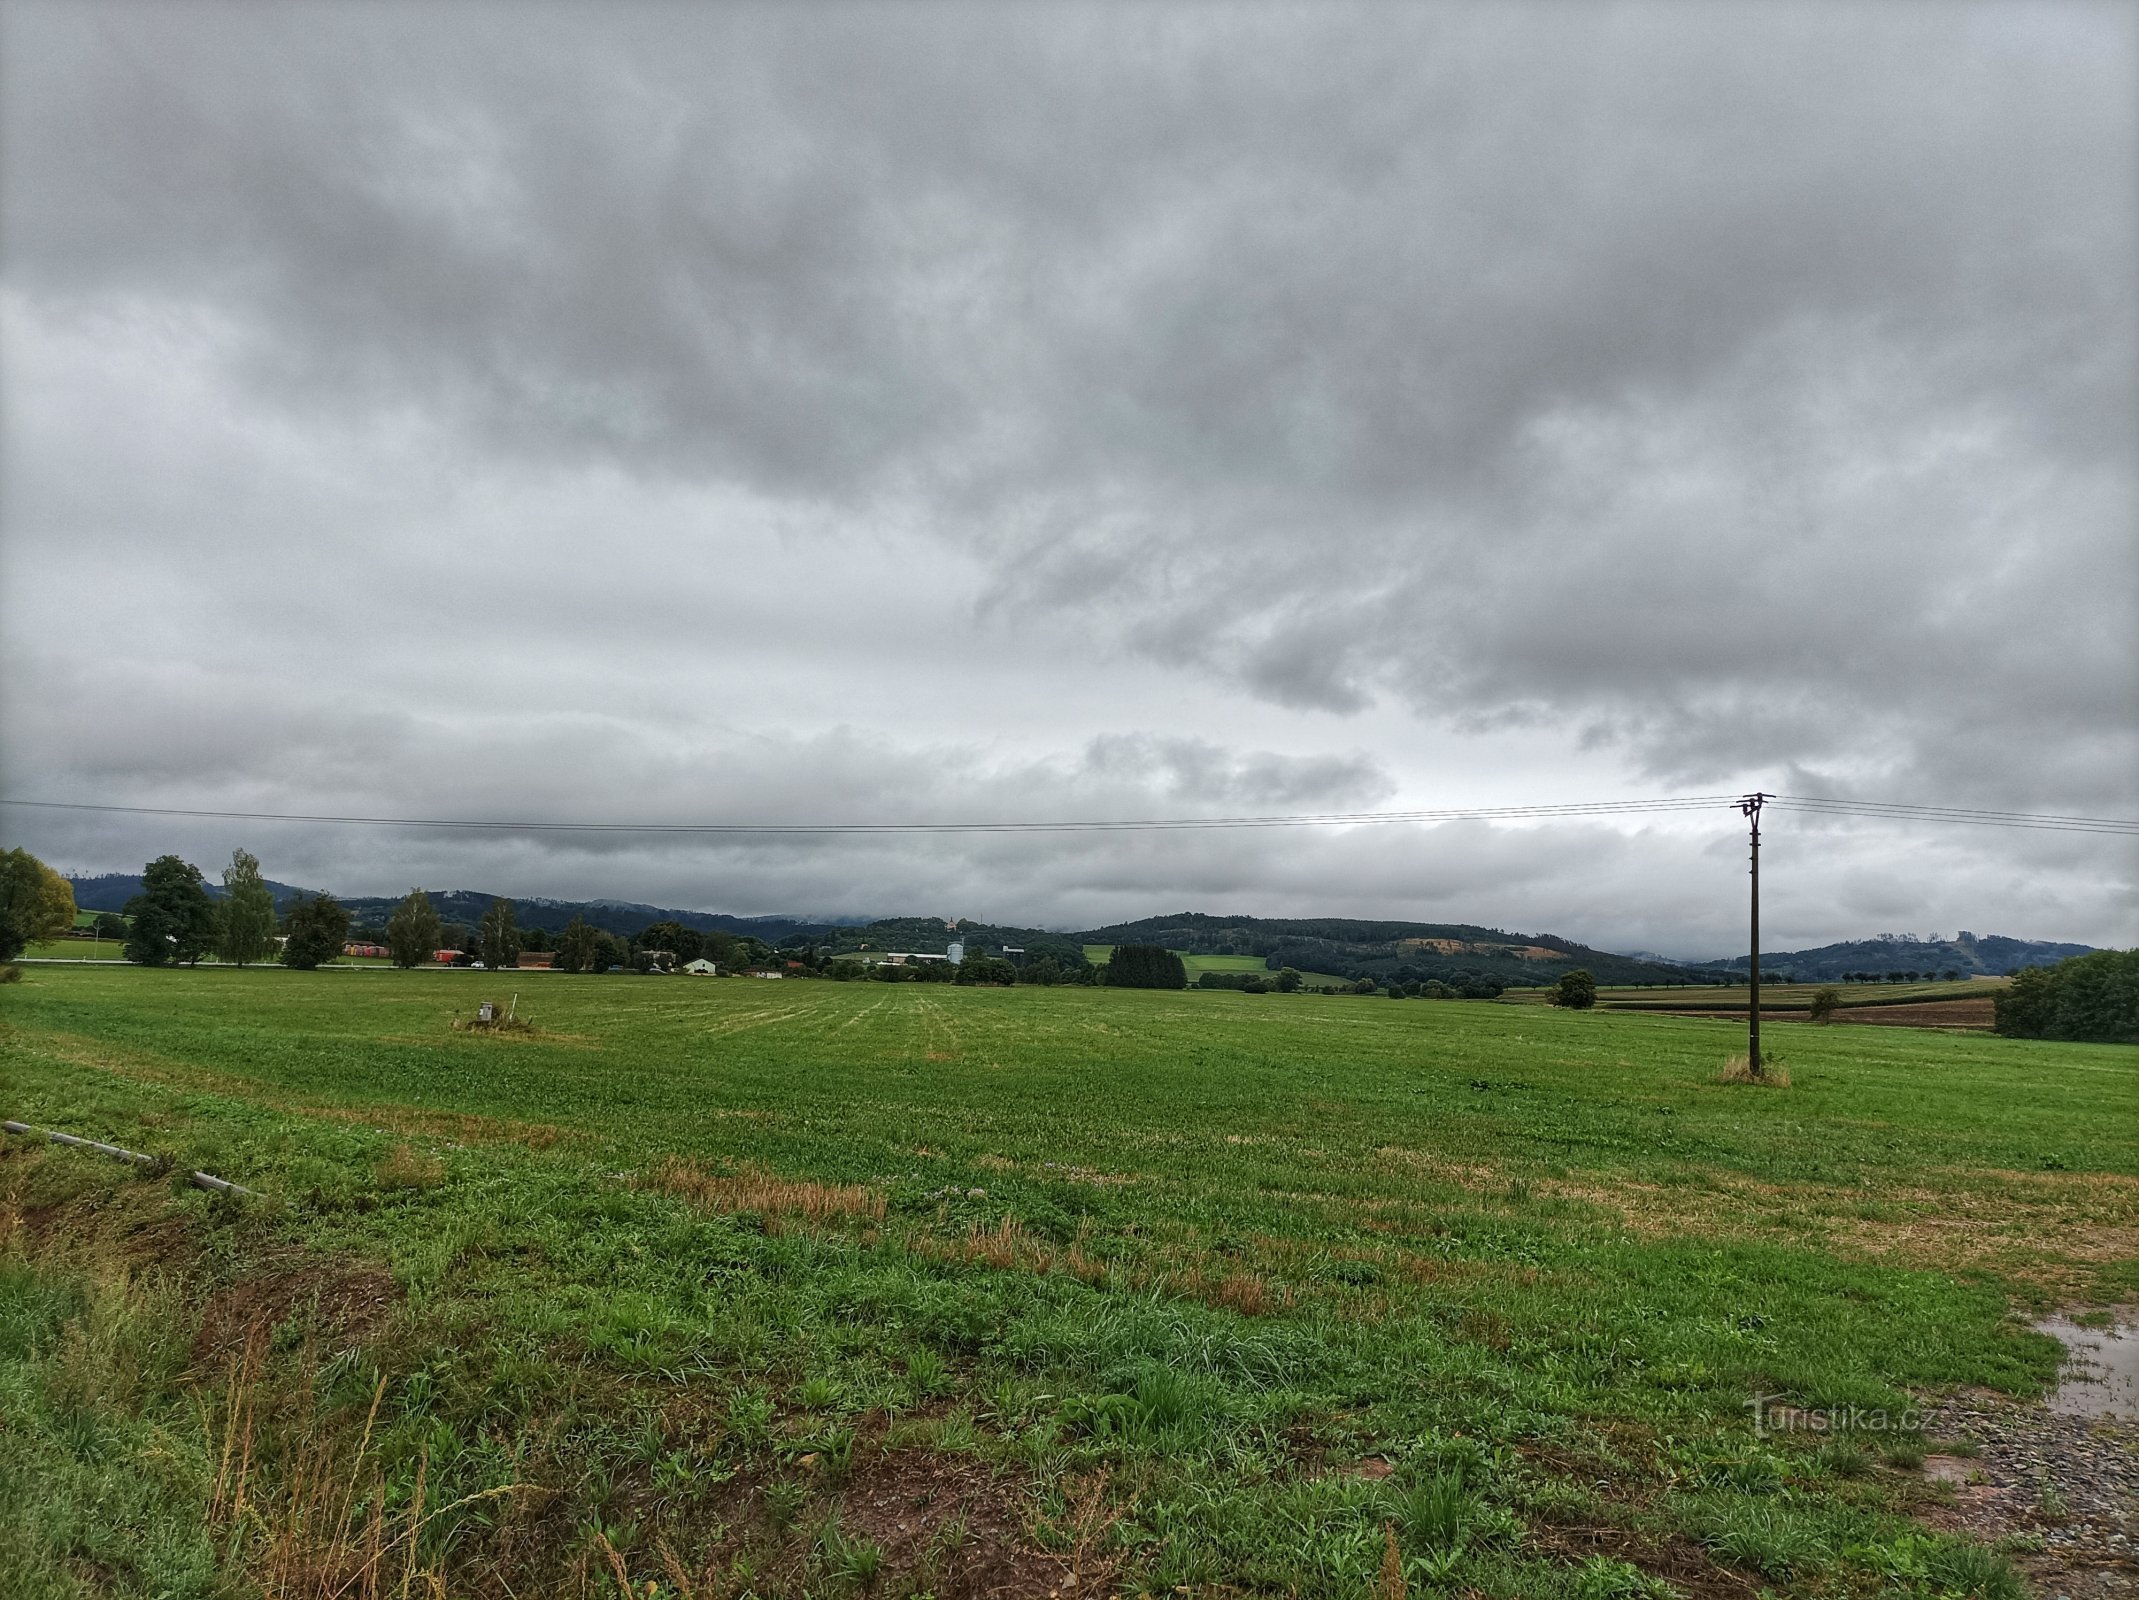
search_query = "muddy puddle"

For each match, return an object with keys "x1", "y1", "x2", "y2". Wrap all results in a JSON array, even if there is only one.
[{"x1": 2036, "y1": 1311, "x2": 2139, "y2": 1422}]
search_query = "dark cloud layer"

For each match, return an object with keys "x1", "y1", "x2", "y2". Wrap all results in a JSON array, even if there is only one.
[{"x1": 2, "y1": 1, "x2": 2132, "y2": 950}]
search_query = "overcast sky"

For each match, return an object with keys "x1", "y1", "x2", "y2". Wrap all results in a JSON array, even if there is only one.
[{"x1": 2, "y1": 0, "x2": 2133, "y2": 957}]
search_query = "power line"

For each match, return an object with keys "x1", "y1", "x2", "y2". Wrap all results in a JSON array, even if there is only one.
[
  {"x1": 0, "y1": 794, "x2": 1731, "y2": 834},
  {"x1": 1770, "y1": 796, "x2": 2139, "y2": 836},
  {"x1": 3, "y1": 792, "x2": 2133, "y2": 835}
]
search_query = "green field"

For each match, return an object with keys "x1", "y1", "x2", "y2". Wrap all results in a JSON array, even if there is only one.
[
  {"x1": 22, "y1": 945, "x2": 401, "y2": 966},
  {"x1": 4, "y1": 966, "x2": 2132, "y2": 1599},
  {"x1": 25, "y1": 939, "x2": 128, "y2": 961},
  {"x1": 1501, "y1": 980, "x2": 2007, "y2": 1012},
  {"x1": 1085, "y1": 944, "x2": 1273, "y2": 973},
  {"x1": 1083, "y1": 945, "x2": 1354, "y2": 989}
]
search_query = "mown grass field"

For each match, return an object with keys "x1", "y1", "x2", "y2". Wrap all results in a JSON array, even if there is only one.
[
  {"x1": 1500, "y1": 982, "x2": 2006, "y2": 1013},
  {"x1": 1081, "y1": 946, "x2": 1354, "y2": 989},
  {"x1": 4, "y1": 966, "x2": 2134, "y2": 1599},
  {"x1": 25, "y1": 939, "x2": 128, "y2": 960},
  {"x1": 1082, "y1": 945, "x2": 1271, "y2": 976},
  {"x1": 23, "y1": 944, "x2": 401, "y2": 965}
]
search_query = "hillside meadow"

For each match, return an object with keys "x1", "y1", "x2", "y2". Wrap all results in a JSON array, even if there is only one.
[{"x1": 3, "y1": 966, "x2": 2135, "y2": 1598}]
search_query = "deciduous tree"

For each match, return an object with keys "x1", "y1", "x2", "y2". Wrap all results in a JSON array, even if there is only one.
[
  {"x1": 478, "y1": 899, "x2": 522, "y2": 970},
  {"x1": 282, "y1": 894, "x2": 351, "y2": 970},
  {"x1": 0, "y1": 846, "x2": 74, "y2": 962},
  {"x1": 123, "y1": 856, "x2": 216, "y2": 966},
  {"x1": 1551, "y1": 969, "x2": 1597, "y2": 1009},
  {"x1": 215, "y1": 848, "x2": 277, "y2": 966},
  {"x1": 1994, "y1": 950, "x2": 2139, "y2": 1044},
  {"x1": 387, "y1": 889, "x2": 442, "y2": 969},
  {"x1": 553, "y1": 915, "x2": 600, "y2": 973},
  {"x1": 636, "y1": 920, "x2": 703, "y2": 964}
]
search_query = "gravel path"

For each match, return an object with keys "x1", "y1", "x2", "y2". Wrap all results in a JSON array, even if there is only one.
[{"x1": 1921, "y1": 1391, "x2": 2139, "y2": 1598}]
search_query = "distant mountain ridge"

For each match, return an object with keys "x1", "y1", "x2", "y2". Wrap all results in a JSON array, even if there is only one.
[
  {"x1": 1699, "y1": 932, "x2": 2093, "y2": 981},
  {"x1": 1075, "y1": 911, "x2": 1694, "y2": 986}
]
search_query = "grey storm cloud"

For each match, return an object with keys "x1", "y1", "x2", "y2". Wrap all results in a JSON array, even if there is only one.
[{"x1": 1, "y1": 0, "x2": 2133, "y2": 950}]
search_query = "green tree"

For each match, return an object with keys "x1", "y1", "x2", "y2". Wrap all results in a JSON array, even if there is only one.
[
  {"x1": 1275, "y1": 967, "x2": 1303, "y2": 993},
  {"x1": 955, "y1": 954, "x2": 1018, "y2": 985},
  {"x1": 386, "y1": 889, "x2": 442, "y2": 969},
  {"x1": 1552, "y1": 969, "x2": 1597, "y2": 1009},
  {"x1": 281, "y1": 894, "x2": 351, "y2": 970},
  {"x1": 93, "y1": 913, "x2": 128, "y2": 942},
  {"x1": 1808, "y1": 986, "x2": 1842, "y2": 1022},
  {"x1": 591, "y1": 931, "x2": 630, "y2": 972},
  {"x1": 215, "y1": 848, "x2": 277, "y2": 966},
  {"x1": 636, "y1": 920, "x2": 704, "y2": 964},
  {"x1": 553, "y1": 916, "x2": 600, "y2": 973},
  {"x1": 123, "y1": 856, "x2": 216, "y2": 966},
  {"x1": 1994, "y1": 950, "x2": 2139, "y2": 1044},
  {"x1": 1104, "y1": 944, "x2": 1188, "y2": 990},
  {"x1": 478, "y1": 899, "x2": 522, "y2": 970},
  {"x1": 0, "y1": 846, "x2": 75, "y2": 962}
]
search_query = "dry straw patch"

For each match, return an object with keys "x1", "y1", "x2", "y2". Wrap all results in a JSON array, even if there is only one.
[
  {"x1": 309, "y1": 1104, "x2": 575, "y2": 1152},
  {"x1": 1716, "y1": 1055, "x2": 1791, "y2": 1086},
  {"x1": 373, "y1": 1143, "x2": 446, "y2": 1191},
  {"x1": 646, "y1": 1156, "x2": 887, "y2": 1223}
]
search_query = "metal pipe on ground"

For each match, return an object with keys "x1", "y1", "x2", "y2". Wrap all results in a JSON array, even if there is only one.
[{"x1": 2, "y1": 1118, "x2": 263, "y2": 1197}]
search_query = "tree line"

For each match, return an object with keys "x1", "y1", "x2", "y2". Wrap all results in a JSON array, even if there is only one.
[{"x1": 1992, "y1": 950, "x2": 2138, "y2": 1044}]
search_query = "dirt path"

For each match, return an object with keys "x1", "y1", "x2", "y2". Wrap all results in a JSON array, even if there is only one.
[{"x1": 1920, "y1": 1393, "x2": 2136, "y2": 1596}]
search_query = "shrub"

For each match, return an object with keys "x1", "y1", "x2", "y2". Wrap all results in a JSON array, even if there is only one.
[
  {"x1": 1551, "y1": 969, "x2": 1597, "y2": 1009},
  {"x1": 1808, "y1": 986, "x2": 1842, "y2": 1021}
]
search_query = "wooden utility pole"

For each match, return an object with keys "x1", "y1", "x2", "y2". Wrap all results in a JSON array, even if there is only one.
[{"x1": 1738, "y1": 792, "x2": 1769, "y2": 1077}]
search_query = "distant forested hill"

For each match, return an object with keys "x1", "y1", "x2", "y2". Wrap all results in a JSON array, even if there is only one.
[
  {"x1": 65, "y1": 874, "x2": 854, "y2": 944},
  {"x1": 332, "y1": 892, "x2": 848, "y2": 945},
  {"x1": 68, "y1": 872, "x2": 324, "y2": 914},
  {"x1": 1076, "y1": 912, "x2": 1694, "y2": 987},
  {"x1": 1701, "y1": 932, "x2": 2094, "y2": 981}
]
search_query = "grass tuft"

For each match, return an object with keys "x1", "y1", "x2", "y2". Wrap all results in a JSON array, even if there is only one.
[
  {"x1": 1700, "y1": 1502, "x2": 1825, "y2": 1577},
  {"x1": 1717, "y1": 1054, "x2": 1791, "y2": 1085},
  {"x1": 1925, "y1": 1540, "x2": 2026, "y2": 1599},
  {"x1": 374, "y1": 1143, "x2": 446, "y2": 1190}
]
